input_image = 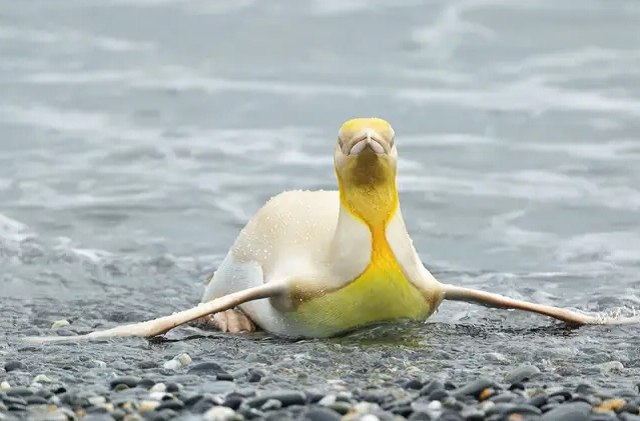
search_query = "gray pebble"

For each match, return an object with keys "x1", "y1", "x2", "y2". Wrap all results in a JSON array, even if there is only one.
[
  {"x1": 187, "y1": 361, "x2": 226, "y2": 375},
  {"x1": 420, "y1": 379, "x2": 445, "y2": 396},
  {"x1": 620, "y1": 414, "x2": 640, "y2": 421},
  {"x1": 246, "y1": 391, "x2": 306, "y2": 408},
  {"x1": 201, "y1": 381, "x2": 235, "y2": 395},
  {"x1": 5, "y1": 387, "x2": 33, "y2": 397},
  {"x1": 540, "y1": 402, "x2": 591, "y2": 421},
  {"x1": 108, "y1": 376, "x2": 140, "y2": 389},
  {"x1": 326, "y1": 402, "x2": 352, "y2": 415},
  {"x1": 453, "y1": 377, "x2": 496, "y2": 399},
  {"x1": 301, "y1": 407, "x2": 342, "y2": 421},
  {"x1": 504, "y1": 364, "x2": 541, "y2": 384},
  {"x1": 261, "y1": 398, "x2": 283, "y2": 411},
  {"x1": 4, "y1": 361, "x2": 25, "y2": 373}
]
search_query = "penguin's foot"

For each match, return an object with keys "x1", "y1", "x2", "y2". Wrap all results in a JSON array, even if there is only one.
[{"x1": 197, "y1": 308, "x2": 257, "y2": 333}]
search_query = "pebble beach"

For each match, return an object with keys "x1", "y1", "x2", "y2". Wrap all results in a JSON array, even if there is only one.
[{"x1": 2, "y1": 0, "x2": 640, "y2": 420}]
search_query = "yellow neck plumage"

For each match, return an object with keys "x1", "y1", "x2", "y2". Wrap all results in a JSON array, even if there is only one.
[{"x1": 287, "y1": 153, "x2": 430, "y2": 336}]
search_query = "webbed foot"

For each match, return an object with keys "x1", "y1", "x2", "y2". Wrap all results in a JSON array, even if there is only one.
[{"x1": 196, "y1": 308, "x2": 257, "y2": 333}]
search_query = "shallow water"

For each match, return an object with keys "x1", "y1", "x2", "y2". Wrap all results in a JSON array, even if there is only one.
[{"x1": 1, "y1": 0, "x2": 640, "y2": 393}]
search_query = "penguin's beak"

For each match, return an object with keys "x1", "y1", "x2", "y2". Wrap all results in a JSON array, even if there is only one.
[{"x1": 347, "y1": 131, "x2": 388, "y2": 156}]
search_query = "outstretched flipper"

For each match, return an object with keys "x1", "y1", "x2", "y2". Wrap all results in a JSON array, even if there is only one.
[
  {"x1": 21, "y1": 282, "x2": 285, "y2": 344},
  {"x1": 442, "y1": 284, "x2": 640, "y2": 325}
]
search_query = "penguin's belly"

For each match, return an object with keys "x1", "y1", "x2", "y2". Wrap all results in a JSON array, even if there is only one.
[{"x1": 292, "y1": 251, "x2": 432, "y2": 336}]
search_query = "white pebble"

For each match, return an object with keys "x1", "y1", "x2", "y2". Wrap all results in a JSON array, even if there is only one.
[
  {"x1": 427, "y1": 400, "x2": 442, "y2": 411},
  {"x1": 149, "y1": 391, "x2": 171, "y2": 401},
  {"x1": 0, "y1": 381, "x2": 9, "y2": 390},
  {"x1": 318, "y1": 394, "x2": 336, "y2": 406},
  {"x1": 91, "y1": 360, "x2": 107, "y2": 368},
  {"x1": 163, "y1": 353, "x2": 192, "y2": 370},
  {"x1": 33, "y1": 374, "x2": 52, "y2": 383},
  {"x1": 51, "y1": 319, "x2": 70, "y2": 329},
  {"x1": 87, "y1": 396, "x2": 106, "y2": 406},
  {"x1": 177, "y1": 353, "x2": 192, "y2": 366},
  {"x1": 149, "y1": 383, "x2": 167, "y2": 392},
  {"x1": 203, "y1": 406, "x2": 237, "y2": 421},
  {"x1": 360, "y1": 415, "x2": 380, "y2": 421},
  {"x1": 44, "y1": 410, "x2": 68, "y2": 421},
  {"x1": 163, "y1": 359, "x2": 182, "y2": 370},
  {"x1": 599, "y1": 361, "x2": 624, "y2": 374},
  {"x1": 352, "y1": 402, "x2": 380, "y2": 414}
]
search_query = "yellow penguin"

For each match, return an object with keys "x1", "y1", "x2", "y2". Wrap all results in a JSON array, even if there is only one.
[{"x1": 22, "y1": 118, "x2": 640, "y2": 343}]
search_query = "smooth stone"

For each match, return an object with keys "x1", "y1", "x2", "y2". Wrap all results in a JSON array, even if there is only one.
[
  {"x1": 408, "y1": 411, "x2": 432, "y2": 421},
  {"x1": 246, "y1": 391, "x2": 306, "y2": 408},
  {"x1": 222, "y1": 396, "x2": 244, "y2": 410},
  {"x1": 201, "y1": 381, "x2": 235, "y2": 395},
  {"x1": 261, "y1": 399, "x2": 282, "y2": 411},
  {"x1": 204, "y1": 406, "x2": 237, "y2": 421},
  {"x1": 109, "y1": 376, "x2": 141, "y2": 389},
  {"x1": 504, "y1": 364, "x2": 541, "y2": 384},
  {"x1": 301, "y1": 407, "x2": 342, "y2": 421},
  {"x1": 81, "y1": 414, "x2": 116, "y2": 421},
  {"x1": 25, "y1": 395, "x2": 48, "y2": 405},
  {"x1": 621, "y1": 404, "x2": 640, "y2": 415},
  {"x1": 7, "y1": 404, "x2": 27, "y2": 412},
  {"x1": 82, "y1": 414, "x2": 116, "y2": 421},
  {"x1": 488, "y1": 392, "x2": 522, "y2": 403},
  {"x1": 247, "y1": 369, "x2": 264, "y2": 383},
  {"x1": 4, "y1": 361, "x2": 25, "y2": 373},
  {"x1": 527, "y1": 393, "x2": 549, "y2": 407},
  {"x1": 508, "y1": 383, "x2": 525, "y2": 392},
  {"x1": 453, "y1": 377, "x2": 496, "y2": 399},
  {"x1": 439, "y1": 410, "x2": 464, "y2": 421},
  {"x1": 165, "y1": 382, "x2": 181, "y2": 393},
  {"x1": 461, "y1": 409, "x2": 483, "y2": 421},
  {"x1": 326, "y1": 402, "x2": 352, "y2": 415},
  {"x1": 156, "y1": 399, "x2": 184, "y2": 411},
  {"x1": 420, "y1": 380, "x2": 445, "y2": 396},
  {"x1": 599, "y1": 361, "x2": 624, "y2": 374},
  {"x1": 137, "y1": 378, "x2": 156, "y2": 390},
  {"x1": 191, "y1": 397, "x2": 216, "y2": 414},
  {"x1": 6, "y1": 387, "x2": 33, "y2": 397},
  {"x1": 428, "y1": 390, "x2": 449, "y2": 401},
  {"x1": 548, "y1": 390, "x2": 572, "y2": 401},
  {"x1": 217, "y1": 373, "x2": 234, "y2": 382},
  {"x1": 187, "y1": 362, "x2": 226, "y2": 375},
  {"x1": 620, "y1": 414, "x2": 640, "y2": 421},
  {"x1": 405, "y1": 379, "x2": 423, "y2": 390},
  {"x1": 540, "y1": 402, "x2": 591, "y2": 421}
]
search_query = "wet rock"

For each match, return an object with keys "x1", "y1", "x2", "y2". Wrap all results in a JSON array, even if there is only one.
[
  {"x1": 420, "y1": 379, "x2": 445, "y2": 396},
  {"x1": 247, "y1": 369, "x2": 264, "y2": 383},
  {"x1": 301, "y1": 407, "x2": 342, "y2": 421},
  {"x1": 201, "y1": 381, "x2": 235, "y2": 395},
  {"x1": 453, "y1": 377, "x2": 497, "y2": 399},
  {"x1": 4, "y1": 361, "x2": 25, "y2": 373},
  {"x1": 527, "y1": 393, "x2": 548, "y2": 408},
  {"x1": 163, "y1": 353, "x2": 192, "y2": 370},
  {"x1": 504, "y1": 364, "x2": 541, "y2": 384},
  {"x1": 187, "y1": 361, "x2": 226, "y2": 375},
  {"x1": 109, "y1": 376, "x2": 141, "y2": 390},
  {"x1": 6, "y1": 386, "x2": 34, "y2": 397},
  {"x1": 405, "y1": 379, "x2": 423, "y2": 390},
  {"x1": 156, "y1": 399, "x2": 185, "y2": 411},
  {"x1": 246, "y1": 391, "x2": 306, "y2": 408},
  {"x1": 203, "y1": 406, "x2": 237, "y2": 421},
  {"x1": 51, "y1": 319, "x2": 70, "y2": 329},
  {"x1": 407, "y1": 411, "x2": 432, "y2": 421},
  {"x1": 25, "y1": 395, "x2": 48, "y2": 405},
  {"x1": 539, "y1": 401, "x2": 591, "y2": 421},
  {"x1": 599, "y1": 361, "x2": 624, "y2": 374}
]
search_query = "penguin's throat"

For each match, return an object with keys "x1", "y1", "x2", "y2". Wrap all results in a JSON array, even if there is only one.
[
  {"x1": 337, "y1": 157, "x2": 399, "y2": 229},
  {"x1": 339, "y1": 183, "x2": 399, "y2": 229}
]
